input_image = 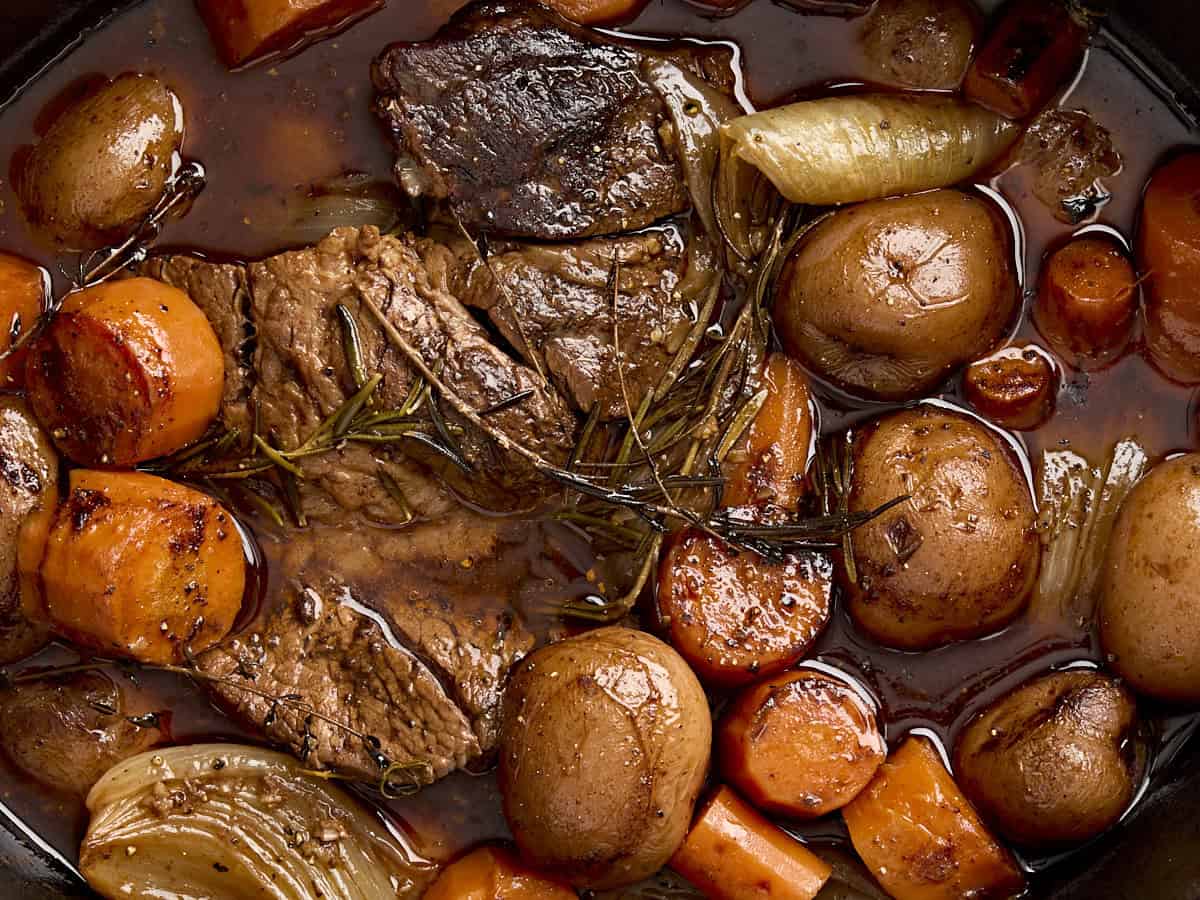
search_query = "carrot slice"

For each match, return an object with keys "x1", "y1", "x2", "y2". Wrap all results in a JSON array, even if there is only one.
[
  {"x1": 198, "y1": 0, "x2": 383, "y2": 67},
  {"x1": 963, "y1": 346, "x2": 1057, "y2": 430},
  {"x1": 41, "y1": 470, "x2": 246, "y2": 665},
  {"x1": 26, "y1": 277, "x2": 224, "y2": 467},
  {"x1": 541, "y1": 0, "x2": 649, "y2": 23},
  {"x1": 722, "y1": 353, "x2": 813, "y2": 515},
  {"x1": 424, "y1": 846, "x2": 576, "y2": 900},
  {"x1": 842, "y1": 736, "x2": 1025, "y2": 900},
  {"x1": 0, "y1": 252, "x2": 46, "y2": 390},
  {"x1": 671, "y1": 786, "x2": 832, "y2": 900},
  {"x1": 718, "y1": 670, "x2": 885, "y2": 818}
]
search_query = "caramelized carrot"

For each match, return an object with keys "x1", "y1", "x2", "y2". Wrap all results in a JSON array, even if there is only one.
[
  {"x1": 722, "y1": 353, "x2": 813, "y2": 515},
  {"x1": 842, "y1": 737, "x2": 1025, "y2": 900},
  {"x1": 963, "y1": 345, "x2": 1057, "y2": 430},
  {"x1": 1035, "y1": 237, "x2": 1138, "y2": 369},
  {"x1": 0, "y1": 252, "x2": 47, "y2": 389},
  {"x1": 25, "y1": 277, "x2": 224, "y2": 467},
  {"x1": 657, "y1": 530, "x2": 832, "y2": 687},
  {"x1": 718, "y1": 671, "x2": 885, "y2": 819},
  {"x1": 1139, "y1": 152, "x2": 1200, "y2": 383},
  {"x1": 198, "y1": 0, "x2": 383, "y2": 67},
  {"x1": 41, "y1": 470, "x2": 246, "y2": 665},
  {"x1": 542, "y1": 0, "x2": 650, "y2": 23},
  {"x1": 964, "y1": 0, "x2": 1088, "y2": 119},
  {"x1": 424, "y1": 846, "x2": 576, "y2": 900},
  {"x1": 671, "y1": 786, "x2": 832, "y2": 900}
]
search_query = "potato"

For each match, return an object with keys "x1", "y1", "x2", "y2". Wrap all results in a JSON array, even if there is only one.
[
  {"x1": 26, "y1": 278, "x2": 224, "y2": 467},
  {"x1": 845, "y1": 406, "x2": 1040, "y2": 650},
  {"x1": 0, "y1": 397, "x2": 58, "y2": 663},
  {"x1": 954, "y1": 670, "x2": 1143, "y2": 848},
  {"x1": 498, "y1": 626, "x2": 711, "y2": 890},
  {"x1": 774, "y1": 190, "x2": 1018, "y2": 401},
  {"x1": 17, "y1": 74, "x2": 183, "y2": 250},
  {"x1": 41, "y1": 470, "x2": 246, "y2": 665},
  {"x1": 0, "y1": 672, "x2": 160, "y2": 797},
  {"x1": 860, "y1": 0, "x2": 979, "y2": 91},
  {"x1": 1100, "y1": 454, "x2": 1200, "y2": 703}
]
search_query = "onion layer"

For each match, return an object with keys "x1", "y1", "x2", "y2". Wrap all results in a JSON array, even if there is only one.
[
  {"x1": 722, "y1": 93, "x2": 1019, "y2": 206},
  {"x1": 81, "y1": 744, "x2": 434, "y2": 899}
]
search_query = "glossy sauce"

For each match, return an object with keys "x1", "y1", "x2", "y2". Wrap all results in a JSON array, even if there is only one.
[{"x1": 0, "y1": 0, "x2": 1197, "y2": 888}]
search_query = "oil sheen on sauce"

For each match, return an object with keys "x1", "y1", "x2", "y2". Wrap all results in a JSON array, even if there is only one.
[{"x1": 0, "y1": 0, "x2": 1196, "y2": 885}]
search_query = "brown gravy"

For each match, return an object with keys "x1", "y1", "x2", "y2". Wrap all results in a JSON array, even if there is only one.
[{"x1": 0, "y1": 0, "x2": 1196, "y2": 887}]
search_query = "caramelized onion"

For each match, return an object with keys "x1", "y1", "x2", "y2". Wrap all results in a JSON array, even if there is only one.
[
  {"x1": 81, "y1": 744, "x2": 434, "y2": 899},
  {"x1": 722, "y1": 94, "x2": 1019, "y2": 206}
]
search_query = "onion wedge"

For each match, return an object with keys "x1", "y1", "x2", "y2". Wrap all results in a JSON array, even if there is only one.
[{"x1": 722, "y1": 93, "x2": 1020, "y2": 205}]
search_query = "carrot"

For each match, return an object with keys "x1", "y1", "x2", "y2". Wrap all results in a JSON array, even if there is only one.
[
  {"x1": 198, "y1": 0, "x2": 383, "y2": 67},
  {"x1": 722, "y1": 353, "x2": 813, "y2": 515},
  {"x1": 542, "y1": 0, "x2": 649, "y2": 23},
  {"x1": 964, "y1": 0, "x2": 1088, "y2": 120},
  {"x1": 25, "y1": 277, "x2": 224, "y2": 467},
  {"x1": 1139, "y1": 152, "x2": 1200, "y2": 383},
  {"x1": 671, "y1": 785, "x2": 832, "y2": 900},
  {"x1": 718, "y1": 671, "x2": 885, "y2": 819},
  {"x1": 0, "y1": 252, "x2": 47, "y2": 389},
  {"x1": 657, "y1": 529, "x2": 832, "y2": 687},
  {"x1": 423, "y1": 846, "x2": 576, "y2": 900},
  {"x1": 842, "y1": 737, "x2": 1025, "y2": 900},
  {"x1": 1035, "y1": 237, "x2": 1138, "y2": 370},
  {"x1": 963, "y1": 345, "x2": 1057, "y2": 430},
  {"x1": 40, "y1": 470, "x2": 246, "y2": 665},
  {"x1": 15, "y1": 486, "x2": 57, "y2": 622}
]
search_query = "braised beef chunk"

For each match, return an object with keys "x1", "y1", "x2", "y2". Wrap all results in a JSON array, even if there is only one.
[
  {"x1": 199, "y1": 516, "x2": 539, "y2": 784},
  {"x1": 0, "y1": 397, "x2": 57, "y2": 664},
  {"x1": 141, "y1": 255, "x2": 255, "y2": 436},
  {"x1": 372, "y1": 0, "x2": 734, "y2": 239},
  {"x1": 448, "y1": 228, "x2": 714, "y2": 419}
]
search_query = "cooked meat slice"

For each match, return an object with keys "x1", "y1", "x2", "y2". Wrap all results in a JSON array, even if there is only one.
[
  {"x1": 198, "y1": 516, "x2": 539, "y2": 784},
  {"x1": 141, "y1": 255, "x2": 255, "y2": 437},
  {"x1": 372, "y1": 0, "x2": 735, "y2": 239},
  {"x1": 0, "y1": 397, "x2": 57, "y2": 663},
  {"x1": 248, "y1": 226, "x2": 576, "y2": 521},
  {"x1": 444, "y1": 228, "x2": 715, "y2": 419}
]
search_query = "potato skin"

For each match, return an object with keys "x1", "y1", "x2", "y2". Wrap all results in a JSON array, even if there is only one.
[
  {"x1": 17, "y1": 74, "x2": 183, "y2": 250},
  {"x1": 498, "y1": 626, "x2": 711, "y2": 890},
  {"x1": 954, "y1": 670, "x2": 1143, "y2": 848},
  {"x1": 775, "y1": 190, "x2": 1018, "y2": 401},
  {"x1": 845, "y1": 406, "x2": 1039, "y2": 649},
  {"x1": 1100, "y1": 454, "x2": 1200, "y2": 703},
  {"x1": 861, "y1": 0, "x2": 979, "y2": 91},
  {"x1": 41, "y1": 470, "x2": 246, "y2": 665}
]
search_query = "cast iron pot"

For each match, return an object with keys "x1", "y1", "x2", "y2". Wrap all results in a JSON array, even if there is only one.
[{"x1": 0, "y1": 1, "x2": 1198, "y2": 898}]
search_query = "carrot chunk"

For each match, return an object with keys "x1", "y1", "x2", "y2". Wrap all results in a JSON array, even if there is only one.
[
  {"x1": 722, "y1": 353, "x2": 813, "y2": 515},
  {"x1": 842, "y1": 736, "x2": 1025, "y2": 900},
  {"x1": 964, "y1": 0, "x2": 1088, "y2": 120},
  {"x1": 41, "y1": 471, "x2": 246, "y2": 665},
  {"x1": 671, "y1": 786, "x2": 832, "y2": 900},
  {"x1": 718, "y1": 670, "x2": 885, "y2": 818},
  {"x1": 198, "y1": 0, "x2": 383, "y2": 67},
  {"x1": 0, "y1": 252, "x2": 47, "y2": 389},
  {"x1": 424, "y1": 846, "x2": 576, "y2": 900},
  {"x1": 963, "y1": 345, "x2": 1057, "y2": 430},
  {"x1": 26, "y1": 277, "x2": 224, "y2": 468}
]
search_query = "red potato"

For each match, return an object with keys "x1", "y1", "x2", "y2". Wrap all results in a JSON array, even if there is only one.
[
  {"x1": 25, "y1": 277, "x2": 224, "y2": 468},
  {"x1": 41, "y1": 471, "x2": 246, "y2": 665},
  {"x1": 198, "y1": 0, "x2": 384, "y2": 67},
  {"x1": 963, "y1": 345, "x2": 1058, "y2": 430},
  {"x1": 0, "y1": 253, "x2": 46, "y2": 389},
  {"x1": 657, "y1": 530, "x2": 832, "y2": 687},
  {"x1": 671, "y1": 786, "x2": 832, "y2": 900},
  {"x1": 722, "y1": 353, "x2": 813, "y2": 515},
  {"x1": 424, "y1": 846, "x2": 576, "y2": 900},
  {"x1": 1036, "y1": 237, "x2": 1138, "y2": 369},
  {"x1": 843, "y1": 737, "x2": 1025, "y2": 900},
  {"x1": 965, "y1": 0, "x2": 1088, "y2": 120},
  {"x1": 718, "y1": 670, "x2": 885, "y2": 818},
  {"x1": 1139, "y1": 152, "x2": 1200, "y2": 383}
]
